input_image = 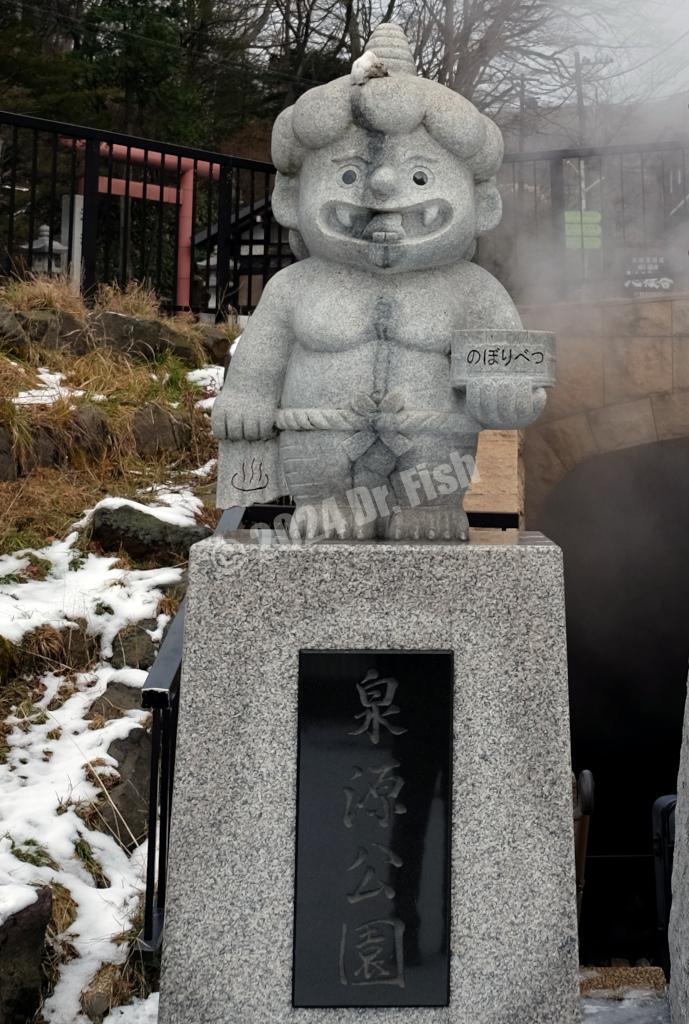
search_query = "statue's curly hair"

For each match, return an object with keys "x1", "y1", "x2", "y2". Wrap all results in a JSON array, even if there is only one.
[
  {"x1": 272, "y1": 73, "x2": 503, "y2": 185},
  {"x1": 270, "y1": 23, "x2": 504, "y2": 258}
]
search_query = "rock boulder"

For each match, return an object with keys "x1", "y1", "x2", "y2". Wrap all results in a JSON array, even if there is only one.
[
  {"x1": 0, "y1": 886, "x2": 52, "y2": 1022},
  {"x1": 91, "y1": 502, "x2": 210, "y2": 561}
]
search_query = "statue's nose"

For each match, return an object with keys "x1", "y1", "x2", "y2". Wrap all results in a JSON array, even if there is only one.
[{"x1": 368, "y1": 166, "x2": 397, "y2": 199}]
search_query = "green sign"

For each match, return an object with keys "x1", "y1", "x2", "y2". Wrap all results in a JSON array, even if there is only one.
[{"x1": 564, "y1": 210, "x2": 602, "y2": 250}]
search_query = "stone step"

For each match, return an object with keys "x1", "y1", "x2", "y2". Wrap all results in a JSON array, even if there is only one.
[{"x1": 582, "y1": 996, "x2": 670, "y2": 1022}]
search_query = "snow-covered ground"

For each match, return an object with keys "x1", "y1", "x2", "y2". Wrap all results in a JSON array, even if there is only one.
[
  {"x1": 12, "y1": 367, "x2": 106, "y2": 406},
  {"x1": 0, "y1": 483, "x2": 204, "y2": 1021}
]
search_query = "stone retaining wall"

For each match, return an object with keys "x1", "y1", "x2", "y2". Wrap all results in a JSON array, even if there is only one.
[{"x1": 520, "y1": 295, "x2": 689, "y2": 525}]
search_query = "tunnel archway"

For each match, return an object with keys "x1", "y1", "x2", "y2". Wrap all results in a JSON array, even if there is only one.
[{"x1": 539, "y1": 435, "x2": 689, "y2": 962}]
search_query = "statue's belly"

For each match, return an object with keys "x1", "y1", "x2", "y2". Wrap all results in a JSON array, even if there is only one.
[
  {"x1": 280, "y1": 339, "x2": 463, "y2": 414},
  {"x1": 281, "y1": 344, "x2": 374, "y2": 408}
]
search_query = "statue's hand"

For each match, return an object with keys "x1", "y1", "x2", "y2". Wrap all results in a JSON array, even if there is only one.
[
  {"x1": 466, "y1": 378, "x2": 547, "y2": 429},
  {"x1": 211, "y1": 392, "x2": 276, "y2": 441}
]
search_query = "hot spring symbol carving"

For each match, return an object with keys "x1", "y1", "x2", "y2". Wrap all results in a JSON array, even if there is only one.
[{"x1": 211, "y1": 23, "x2": 555, "y2": 540}]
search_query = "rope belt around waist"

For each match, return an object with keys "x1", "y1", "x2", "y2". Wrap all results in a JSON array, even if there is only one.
[
  {"x1": 276, "y1": 395, "x2": 474, "y2": 460},
  {"x1": 275, "y1": 407, "x2": 471, "y2": 434}
]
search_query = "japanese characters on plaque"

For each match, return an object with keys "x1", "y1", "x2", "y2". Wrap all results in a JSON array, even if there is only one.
[
  {"x1": 340, "y1": 669, "x2": 408, "y2": 989},
  {"x1": 293, "y1": 650, "x2": 453, "y2": 1008},
  {"x1": 466, "y1": 346, "x2": 545, "y2": 368},
  {"x1": 451, "y1": 330, "x2": 556, "y2": 388},
  {"x1": 623, "y1": 254, "x2": 674, "y2": 298}
]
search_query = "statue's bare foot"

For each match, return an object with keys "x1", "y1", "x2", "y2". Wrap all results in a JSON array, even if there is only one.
[
  {"x1": 386, "y1": 507, "x2": 469, "y2": 541},
  {"x1": 289, "y1": 503, "x2": 376, "y2": 542}
]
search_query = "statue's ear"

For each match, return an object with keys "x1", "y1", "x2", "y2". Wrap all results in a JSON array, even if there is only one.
[
  {"x1": 271, "y1": 173, "x2": 299, "y2": 230},
  {"x1": 475, "y1": 179, "x2": 502, "y2": 235}
]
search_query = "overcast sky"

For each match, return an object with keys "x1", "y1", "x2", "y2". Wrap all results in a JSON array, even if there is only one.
[{"x1": 599, "y1": 0, "x2": 689, "y2": 100}]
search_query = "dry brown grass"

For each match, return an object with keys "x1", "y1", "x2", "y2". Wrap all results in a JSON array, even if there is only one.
[
  {"x1": 0, "y1": 355, "x2": 40, "y2": 399},
  {"x1": 17, "y1": 621, "x2": 98, "y2": 677},
  {"x1": 215, "y1": 317, "x2": 242, "y2": 343},
  {"x1": 47, "y1": 677, "x2": 80, "y2": 711},
  {"x1": 94, "y1": 280, "x2": 159, "y2": 319},
  {"x1": 0, "y1": 674, "x2": 44, "y2": 760},
  {"x1": 0, "y1": 274, "x2": 87, "y2": 321},
  {"x1": 160, "y1": 314, "x2": 207, "y2": 367},
  {"x1": 62, "y1": 345, "x2": 201, "y2": 405},
  {"x1": 79, "y1": 951, "x2": 155, "y2": 1021},
  {"x1": 0, "y1": 323, "x2": 216, "y2": 560},
  {"x1": 40, "y1": 882, "x2": 79, "y2": 1003},
  {"x1": 0, "y1": 469, "x2": 99, "y2": 551},
  {"x1": 83, "y1": 897, "x2": 157, "y2": 1015},
  {"x1": 156, "y1": 592, "x2": 182, "y2": 618},
  {"x1": 50, "y1": 882, "x2": 78, "y2": 934}
]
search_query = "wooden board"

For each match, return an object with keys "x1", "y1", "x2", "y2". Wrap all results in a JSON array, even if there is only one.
[{"x1": 464, "y1": 429, "x2": 523, "y2": 519}]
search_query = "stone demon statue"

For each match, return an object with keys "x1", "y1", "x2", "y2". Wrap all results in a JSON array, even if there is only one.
[{"x1": 212, "y1": 23, "x2": 554, "y2": 540}]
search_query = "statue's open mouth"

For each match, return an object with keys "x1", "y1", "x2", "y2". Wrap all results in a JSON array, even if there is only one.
[{"x1": 325, "y1": 200, "x2": 451, "y2": 244}]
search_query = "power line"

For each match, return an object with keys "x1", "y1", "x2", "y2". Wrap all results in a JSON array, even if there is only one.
[{"x1": 595, "y1": 24, "x2": 689, "y2": 82}]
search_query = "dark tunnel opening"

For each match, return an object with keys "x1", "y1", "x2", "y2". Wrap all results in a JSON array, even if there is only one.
[{"x1": 539, "y1": 434, "x2": 689, "y2": 964}]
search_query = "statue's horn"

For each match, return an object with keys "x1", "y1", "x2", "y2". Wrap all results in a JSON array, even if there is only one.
[{"x1": 364, "y1": 22, "x2": 417, "y2": 76}]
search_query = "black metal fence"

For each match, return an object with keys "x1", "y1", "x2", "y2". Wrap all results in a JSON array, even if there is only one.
[
  {"x1": 0, "y1": 110, "x2": 290, "y2": 317},
  {"x1": 1, "y1": 109, "x2": 687, "y2": 314},
  {"x1": 490, "y1": 140, "x2": 689, "y2": 303}
]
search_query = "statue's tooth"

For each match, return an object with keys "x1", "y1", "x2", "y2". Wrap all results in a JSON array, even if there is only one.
[
  {"x1": 335, "y1": 206, "x2": 354, "y2": 228},
  {"x1": 422, "y1": 203, "x2": 440, "y2": 226}
]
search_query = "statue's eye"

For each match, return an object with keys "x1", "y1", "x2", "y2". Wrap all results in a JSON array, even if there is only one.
[
  {"x1": 341, "y1": 168, "x2": 358, "y2": 185},
  {"x1": 413, "y1": 169, "x2": 429, "y2": 186}
]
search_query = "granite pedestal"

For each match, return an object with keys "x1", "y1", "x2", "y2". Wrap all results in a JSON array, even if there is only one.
[{"x1": 159, "y1": 532, "x2": 580, "y2": 1024}]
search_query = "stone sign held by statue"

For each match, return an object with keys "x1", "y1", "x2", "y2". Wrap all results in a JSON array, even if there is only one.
[{"x1": 211, "y1": 22, "x2": 554, "y2": 539}]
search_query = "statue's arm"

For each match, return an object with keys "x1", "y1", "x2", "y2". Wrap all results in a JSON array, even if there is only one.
[
  {"x1": 460, "y1": 268, "x2": 547, "y2": 429},
  {"x1": 211, "y1": 274, "x2": 294, "y2": 442}
]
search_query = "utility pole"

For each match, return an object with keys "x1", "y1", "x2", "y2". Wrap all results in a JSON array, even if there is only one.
[
  {"x1": 518, "y1": 74, "x2": 526, "y2": 222},
  {"x1": 518, "y1": 73, "x2": 526, "y2": 153},
  {"x1": 574, "y1": 51, "x2": 585, "y2": 146},
  {"x1": 574, "y1": 52, "x2": 588, "y2": 286}
]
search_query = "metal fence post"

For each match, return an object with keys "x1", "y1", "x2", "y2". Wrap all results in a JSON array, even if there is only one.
[
  {"x1": 215, "y1": 162, "x2": 233, "y2": 323},
  {"x1": 549, "y1": 156, "x2": 566, "y2": 300},
  {"x1": 81, "y1": 136, "x2": 99, "y2": 297}
]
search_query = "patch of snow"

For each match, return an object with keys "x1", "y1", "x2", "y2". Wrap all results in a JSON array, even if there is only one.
[
  {"x1": 191, "y1": 458, "x2": 217, "y2": 478},
  {"x1": 107, "y1": 992, "x2": 160, "y2": 1022},
  {"x1": 13, "y1": 367, "x2": 84, "y2": 406},
  {"x1": 0, "y1": 551, "x2": 30, "y2": 579},
  {"x1": 0, "y1": 878, "x2": 38, "y2": 926},
  {"x1": 0, "y1": 531, "x2": 181, "y2": 652},
  {"x1": 0, "y1": 660, "x2": 150, "y2": 1022},
  {"x1": 77, "y1": 489, "x2": 204, "y2": 532},
  {"x1": 187, "y1": 365, "x2": 224, "y2": 392},
  {"x1": 230, "y1": 332, "x2": 242, "y2": 356},
  {"x1": 0, "y1": 475, "x2": 201, "y2": 1015},
  {"x1": 144, "y1": 485, "x2": 205, "y2": 522},
  {"x1": 13, "y1": 367, "x2": 106, "y2": 406},
  {"x1": 187, "y1": 364, "x2": 224, "y2": 411}
]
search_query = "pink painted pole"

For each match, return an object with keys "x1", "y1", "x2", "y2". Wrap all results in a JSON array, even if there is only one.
[
  {"x1": 98, "y1": 143, "x2": 219, "y2": 180},
  {"x1": 176, "y1": 168, "x2": 195, "y2": 312},
  {"x1": 96, "y1": 144, "x2": 216, "y2": 313}
]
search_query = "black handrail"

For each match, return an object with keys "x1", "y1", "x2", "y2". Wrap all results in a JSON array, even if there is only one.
[
  {"x1": 139, "y1": 505, "x2": 244, "y2": 952},
  {"x1": 0, "y1": 110, "x2": 271, "y2": 172}
]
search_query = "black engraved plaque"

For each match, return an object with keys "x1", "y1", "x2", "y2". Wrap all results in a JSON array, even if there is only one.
[{"x1": 293, "y1": 649, "x2": 453, "y2": 1008}]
